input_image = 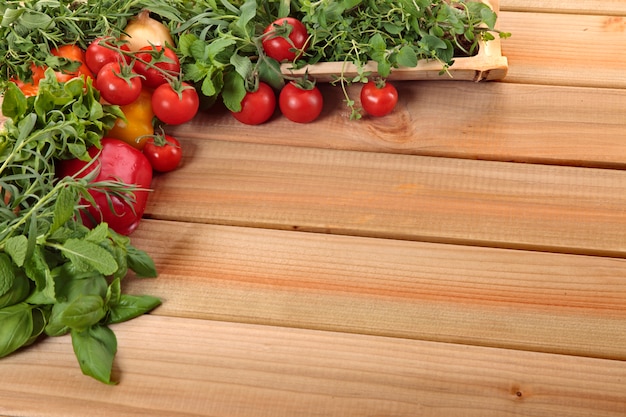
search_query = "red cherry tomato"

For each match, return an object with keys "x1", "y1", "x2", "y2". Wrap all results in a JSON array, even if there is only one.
[
  {"x1": 360, "y1": 81, "x2": 398, "y2": 117},
  {"x1": 51, "y1": 45, "x2": 94, "y2": 82},
  {"x1": 85, "y1": 37, "x2": 130, "y2": 74},
  {"x1": 151, "y1": 82, "x2": 199, "y2": 125},
  {"x1": 262, "y1": 17, "x2": 308, "y2": 62},
  {"x1": 96, "y1": 61, "x2": 143, "y2": 105},
  {"x1": 278, "y1": 81, "x2": 323, "y2": 123},
  {"x1": 133, "y1": 45, "x2": 181, "y2": 89},
  {"x1": 231, "y1": 82, "x2": 276, "y2": 125},
  {"x1": 143, "y1": 134, "x2": 183, "y2": 173}
]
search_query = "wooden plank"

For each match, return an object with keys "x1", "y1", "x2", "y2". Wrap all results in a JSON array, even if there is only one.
[
  {"x1": 143, "y1": 140, "x2": 626, "y2": 257},
  {"x1": 169, "y1": 81, "x2": 626, "y2": 168},
  {"x1": 126, "y1": 220, "x2": 626, "y2": 360},
  {"x1": 2, "y1": 315, "x2": 626, "y2": 417},
  {"x1": 501, "y1": 0, "x2": 626, "y2": 15},
  {"x1": 499, "y1": 11, "x2": 626, "y2": 88}
]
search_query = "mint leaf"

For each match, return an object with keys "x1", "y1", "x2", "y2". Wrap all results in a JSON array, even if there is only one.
[
  {"x1": 50, "y1": 184, "x2": 76, "y2": 235},
  {"x1": 59, "y1": 239, "x2": 118, "y2": 276},
  {"x1": 4, "y1": 235, "x2": 28, "y2": 267}
]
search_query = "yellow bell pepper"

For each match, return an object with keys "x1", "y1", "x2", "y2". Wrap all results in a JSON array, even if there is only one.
[{"x1": 106, "y1": 89, "x2": 154, "y2": 149}]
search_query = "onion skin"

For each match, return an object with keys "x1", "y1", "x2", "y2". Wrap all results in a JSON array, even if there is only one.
[{"x1": 121, "y1": 10, "x2": 174, "y2": 52}]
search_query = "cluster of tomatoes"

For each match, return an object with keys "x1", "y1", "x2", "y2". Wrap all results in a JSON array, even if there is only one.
[
  {"x1": 85, "y1": 36, "x2": 196, "y2": 173},
  {"x1": 231, "y1": 17, "x2": 400, "y2": 125},
  {"x1": 14, "y1": 37, "x2": 193, "y2": 173}
]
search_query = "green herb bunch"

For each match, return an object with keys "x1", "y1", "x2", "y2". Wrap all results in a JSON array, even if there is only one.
[
  {"x1": 0, "y1": 72, "x2": 160, "y2": 385},
  {"x1": 0, "y1": 0, "x2": 185, "y2": 84}
]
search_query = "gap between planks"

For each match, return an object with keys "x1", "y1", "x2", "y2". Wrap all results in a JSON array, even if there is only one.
[
  {"x1": 500, "y1": 0, "x2": 626, "y2": 15},
  {"x1": 168, "y1": 81, "x2": 626, "y2": 169},
  {"x1": 144, "y1": 140, "x2": 626, "y2": 259},
  {"x1": 126, "y1": 219, "x2": 626, "y2": 361},
  {"x1": 2, "y1": 315, "x2": 626, "y2": 417}
]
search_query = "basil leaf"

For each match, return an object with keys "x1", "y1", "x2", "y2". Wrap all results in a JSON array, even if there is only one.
[
  {"x1": 108, "y1": 294, "x2": 161, "y2": 324},
  {"x1": 126, "y1": 245, "x2": 157, "y2": 278},
  {"x1": 71, "y1": 325, "x2": 117, "y2": 385},
  {"x1": 60, "y1": 294, "x2": 106, "y2": 331},
  {"x1": 0, "y1": 303, "x2": 33, "y2": 358}
]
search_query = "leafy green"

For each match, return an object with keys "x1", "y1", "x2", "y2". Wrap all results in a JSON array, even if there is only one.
[{"x1": 0, "y1": 66, "x2": 160, "y2": 384}]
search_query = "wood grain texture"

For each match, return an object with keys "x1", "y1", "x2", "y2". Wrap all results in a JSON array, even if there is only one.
[
  {"x1": 2, "y1": 315, "x2": 626, "y2": 417},
  {"x1": 499, "y1": 11, "x2": 626, "y2": 87},
  {"x1": 125, "y1": 220, "x2": 626, "y2": 360},
  {"x1": 144, "y1": 140, "x2": 626, "y2": 257},
  {"x1": 169, "y1": 81, "x2": 626, "y2": 168},
  {"x1": 501, "y1": 0, "x2": 626, "y2": 15}
]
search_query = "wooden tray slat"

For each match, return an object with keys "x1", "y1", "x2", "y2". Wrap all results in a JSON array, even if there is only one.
[{"x1": 281, "y1": 0, "x2": 508, "y2": 82}]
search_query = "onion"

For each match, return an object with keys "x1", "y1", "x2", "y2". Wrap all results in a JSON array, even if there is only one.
[{"x1": 121, "y1": 10, "x2": 174, "y2": 52}]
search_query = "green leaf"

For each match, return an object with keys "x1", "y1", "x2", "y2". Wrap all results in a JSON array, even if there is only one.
[
  {"x1": 108, "y1": 294, "x2": 161, "y2": 324},
  {"x1": 257, "y1": 57, "x2": 285, "y2": 90},
  {"x1": 396, "y1": 45, "x2": 418, "y2": 68},
  {"x1": 59, "y1": 238, "x2": 118, "y2": 276},
  {"x1": 1, "y1": 82, "x2": 27, "y2": 119},
  {"x1": 0, "y1": 8, "x2": 25, "y2": 27},
  {"x1": 126, "y1": 245, "x2": 157, "y2": 278},
  {"x1": 4, "y1": 235, "x2": 28, "y2": 267},
  {"x1": 24, "y1": 246, "x2": 55, "y2": 305},
  {"x1": 71, "y1": 325, "x2": 117, "y2": 385},
  {"x1": 50, "y1": 185, "x2": 76, "y2": 235},
  {"x1": 61, "y1": 294, "x2": 106, "y2": 331},
  {"x1": 222, "y1": 71, "x2": 246, "y2": 112},
  {"x1": 0, "y1": 303, "x2": 33, "y2": 358},
  {"x1": 234, "y1": 0, "x2": 257, "y2": 37},
  {"x1": 206, "y1": 37, "x2": 237, "y2": 61},
  {"x1": 18, "y1": 10, "x2": 53, "y2": 30},
  {"x1": 0, "y1": 272, "x2": 30, "y2": 309},
  {"x1": 230, "y1": 53, "x2": 253, "y2": 82},
  {"x1": 84, "y1": 222, "x2": 109, "y2": 244},
  {"x1": 0, "y1": 253, "x2": 14, "y2": 297}
]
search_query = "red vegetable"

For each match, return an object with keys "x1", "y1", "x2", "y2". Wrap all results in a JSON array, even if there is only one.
[
  {"x1": 152, "y1": 82, "x2": 199, "y2": 125},
  {"x1": 279, "y1": 81, "x2": 323, "y2": 123},
  {"x1": 143, "y1": 134, "x2": 183, "y2": 173},
  {"x1": 262, "y1": 17, "x2": 308, "y2": 62},
  {"x1": 50, "y1": 45, "x2": 94, "y2": 83},
  {"x1": 231, "y1": 82, "x2": 276, "y2": 125},
  {"x1": 85, "y1": 37, "x2": 130, "y2": 74},
  {"x1": 360, "y1": 80, "x2": 398, "y2": 117},
  {"x1": 133, "y1": 45, "x2": 181, "y2": 88},
  {"x1": 96, "y1": 61, "x2": 143, "y2": 105},
  {"x1": 56, "y1": 138, "x2": 153, "y2": 235}
]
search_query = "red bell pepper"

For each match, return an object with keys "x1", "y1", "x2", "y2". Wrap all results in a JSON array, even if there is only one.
[{"x1": 57, "y1": 138, "x2": 153, "y2": 235}]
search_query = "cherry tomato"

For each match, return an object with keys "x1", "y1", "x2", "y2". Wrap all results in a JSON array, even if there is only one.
[
  {"x1": 106, "y1": 89, "x2": 154, "y2": 149},
  {"x1": 11, "y1": 64, "x2": 45, "y2": 96},
  {"x1": 152, "y1": 82, "x2": 199, "y2": 125},
  {"x1": 96, "y1": 61, "x2": 143, "y2": 105},
  {"x1": 51, "y1": 45, "x2": 94, "y2": 82},
  {"x1": 85, "y1": 37, "x2": 130, "y2": 74},
  {"x1": 231, "y1": 82, "x2": 276, "y2": 125},
  {"x1": 279, "y1": 81, "x2": 323, "y2": 123},
  {"x1": 143, "y1": 134, "x2": 183, "y2": 172},
  {"x1": 262, "y1": 17, "x2": 308, "y2": 62},
  {"x1": 360, "y1": 81, "x2": 399, "y2": 117},
  {"x1": 133, "y1": 45, "x2": 181, "y2": 89}
]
